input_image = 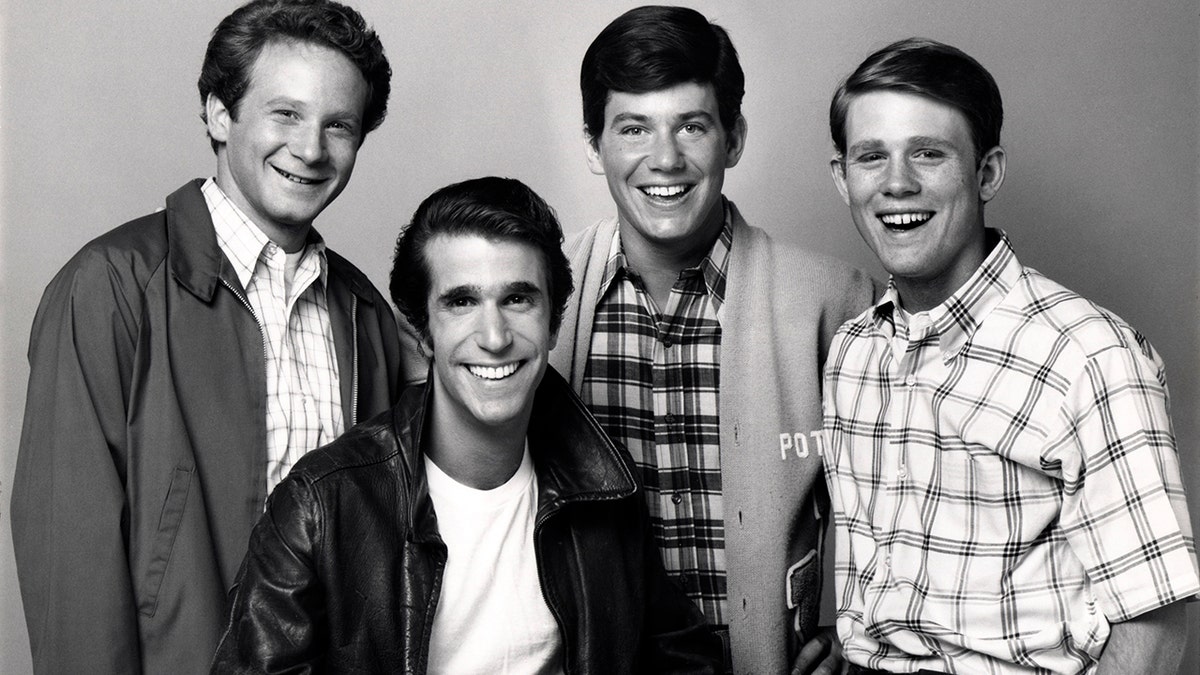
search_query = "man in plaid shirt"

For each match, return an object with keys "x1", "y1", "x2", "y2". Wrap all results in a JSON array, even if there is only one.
[
  {"x1": 823, "y1": 37, "x2": 1198, "y2": 674},
  {"x1": 551, "y1": 6, "x2": 876, "y2": 674}
]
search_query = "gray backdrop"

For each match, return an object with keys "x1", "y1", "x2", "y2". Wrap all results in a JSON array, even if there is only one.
[{"x1": 2, "y1": 1, "x2": 1196, "y2": 673}]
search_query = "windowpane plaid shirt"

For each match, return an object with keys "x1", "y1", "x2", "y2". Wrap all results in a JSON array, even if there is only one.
[
  {"x1": 203, "y1": 178, "x2": 344, "y2": 498},
  {"x1": 823, "y1": 230, "x2": 1199, "y2": 674},
  {"x1": 581, "y1": 205, "x2": 733, "y2": 624}
]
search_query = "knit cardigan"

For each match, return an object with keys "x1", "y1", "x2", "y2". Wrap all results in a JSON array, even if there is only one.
[{"x1": 549, "y1": 202, "x2": 876, "y2": 674}]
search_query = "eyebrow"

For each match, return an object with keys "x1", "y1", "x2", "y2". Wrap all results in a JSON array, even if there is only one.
[
  {"x1": 847, "y1": 135, "x2": 957, "y2": 156},
  {"x1": 261, "y1": 96, "x2": 363, "y2": 123},
  {"x1": 435, "y1": 280, "x2": 544, "y2": 304},
  {"x1": 608, "y1": 109, "x2": 718, "y2": 128}
]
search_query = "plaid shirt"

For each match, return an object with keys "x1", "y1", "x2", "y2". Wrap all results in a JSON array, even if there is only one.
[
  {"x1": 203, "y1": 179, "x2": 344, "y2": 497},
  {"x1": 581, "y1": 204, "x2": 733, "y2": 624},
  {"x1": 822, "y1": 230, "x2": 1199, "y2": 674}
]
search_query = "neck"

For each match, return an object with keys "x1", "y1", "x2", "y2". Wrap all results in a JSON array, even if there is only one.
[
  {"x1": 618, "y1": 215, "x2": 722, "y2": 310},
  {"x1": 213, "y1": 168, "x2": 311, "y2": 253},
  {"x1": 425, "y1": 398, "x2": 530, "y2": 491},
  {"x1": 895, "y1": 228, "x2": 993, "y2": 313}
]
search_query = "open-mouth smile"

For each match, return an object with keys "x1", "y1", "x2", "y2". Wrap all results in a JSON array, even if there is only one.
[
  {"x1": 879, "y1": 212, "x2": 934, "y2": 230},
  {"x1": 274, "y1": 166, "x2": 325, "y2": 185},
  {"x1": 466, "y1": 362, "x2": 522, "y2": 380}
]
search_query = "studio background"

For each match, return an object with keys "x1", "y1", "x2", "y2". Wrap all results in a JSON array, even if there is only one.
[{"x1": 1, "y1": 1, "x2": 1196, "y2": 673}]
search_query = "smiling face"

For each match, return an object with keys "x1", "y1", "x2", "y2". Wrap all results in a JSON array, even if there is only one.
[
  {"x1": 832, "y1": 90, "x2": 1005, "y2": 311},
  {"x1": 423, "y1": 234, "x2": 557, "y2": 437},
  {"x1": 206, "y1": 40, "x2": 368, "y2": 251},
  {"x1": 586, "y1": 81, "x2": 746, "y2": 263}
]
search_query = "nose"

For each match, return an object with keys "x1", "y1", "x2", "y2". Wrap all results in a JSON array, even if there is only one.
[
  {"x1": 475, "y1": 304, "x2": 513, "y2": 352},
  {"x1": 648, "y1": 133, "x2": 685, "y2": 171},
  {"x1": 289, "y1": 123, "x2": 328, "y2": 165},
  {"x1": 882, "y1": 157, "x2": 920, "y2": 197}
]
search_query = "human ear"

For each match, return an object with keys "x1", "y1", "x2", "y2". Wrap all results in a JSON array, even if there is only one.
[
  {"x1": 205, "y1": 93, "x2": 233, "y2": 144},
  {"x1": 977, "y1": 146, "x2": 1006, "y2": 203},
  {"x1": 830, "y1": 155, "x2": 850, "y2": 206},
  {"x1": 584, "y1": 133, "x2": 605, "y2": 176},
  {"x1": 724, "y1": 115, "x2": 748, "y2": 168}
]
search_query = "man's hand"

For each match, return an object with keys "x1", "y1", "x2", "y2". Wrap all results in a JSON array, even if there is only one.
[{"x1": 790, "y1": 626, "x2": 846, "y2": 675}]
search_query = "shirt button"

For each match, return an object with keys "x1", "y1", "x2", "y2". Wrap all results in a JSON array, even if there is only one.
[
  {"x1": 897, "y1": 464, "x2": 907, "y2": 479},
  {"x1": 905, "y1": 374, "x2": 916, "y2": 387},
  {"x1": 664, "y1": 413, "x2": 676, "y2": 425},
  {"x1": 671, "y1": 491, "x2": 683, "y2": 505},
  {"x1": 662, "y1": 339, "x2": 673, "y2": 348},
  {"x1": 678, "y1": 573, "x2": 691, "y2": 589}
]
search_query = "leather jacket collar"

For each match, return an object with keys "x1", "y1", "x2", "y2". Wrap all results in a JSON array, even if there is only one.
[{"x1": 390, "y1": 366, "x2": 639, "y2": 539}]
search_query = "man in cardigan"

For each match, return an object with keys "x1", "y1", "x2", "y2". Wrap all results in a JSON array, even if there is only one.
[
  {"x1": 823, "y1": 38, "x2": 1197, "y2": 674},
  {"x1": 549, "y1": 6, "x2": 875, "y2": 673},
  {"x1": 11, "y1": 2, "x2": 405, "y2": 673}
]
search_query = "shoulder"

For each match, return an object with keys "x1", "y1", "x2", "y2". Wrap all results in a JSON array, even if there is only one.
[
  {"x1": 36, "y1": 206, "x2": 173, "y2": 323},
  {"x1": 287, "y1": 406, "x2": 405, "y2": 486},
  {"x1": 1008, "y1": 268, "x2": 1155, "y2": 362},
  {"x1": 67, "y1": 209, "x2": 171, "y2": 284},
  {"x1": 730, "y1": 217, "x2": 877, "y2": 320},
  {"x1": 325, "y1": 248, "x2": 392, "y2": 308},
  {"x1": 736, "y1": 220, "x2": 868, "y2": 283},
  {"x1": 562, "y1": 218, "x2": 613, "y2": 262}
]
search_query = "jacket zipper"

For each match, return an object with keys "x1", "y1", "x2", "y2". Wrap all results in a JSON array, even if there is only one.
[
  {"x1": 533, "y1": 508, "x2": 573, "y2": 675},
  {"x1": 349, "y1": 298, "x2": 359, "y2": 426},
  {"x1": 220, "y1": 278, "x2": 268, "y2": 372}
]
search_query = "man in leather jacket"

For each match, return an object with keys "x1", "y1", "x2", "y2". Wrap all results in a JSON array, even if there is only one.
[{"x1": 212, "y1": 176, "x2": 722, "y2": 673}]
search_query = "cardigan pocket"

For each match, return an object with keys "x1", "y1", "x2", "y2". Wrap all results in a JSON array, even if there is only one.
[{"x1": 138, "y1": 466, "x2": 192, "y2": 617}]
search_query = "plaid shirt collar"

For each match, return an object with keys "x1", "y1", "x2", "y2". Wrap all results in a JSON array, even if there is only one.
[
  {"x1": 202, "y1": 177, "x2": 328, "y2": 291},
  {"x1": 597, "y1": 199, "x2": 734, "y2": 313},
  {"x1": 873, "y1": 228, "x2": 1020, "y2": 361}
]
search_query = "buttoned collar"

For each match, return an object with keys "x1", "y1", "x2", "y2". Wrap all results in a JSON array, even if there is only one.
[{"x1": 872, "y1": 228, "x2": 1022, "y2": 362}]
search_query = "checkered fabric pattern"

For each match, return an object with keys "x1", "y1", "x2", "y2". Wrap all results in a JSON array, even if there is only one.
[
  {"x1": 203, "y1": 179, "x2": 344, "y2": 498},
  {"x1": 822, "y1": 230, "x2": 1199, "y2": 674},
  {"x1": 580, "y1": 205, "x2": 732, "y2": 624}
]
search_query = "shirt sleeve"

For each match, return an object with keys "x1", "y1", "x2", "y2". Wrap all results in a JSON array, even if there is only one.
[{"x1": 1050, "y1": 335, "x2": 1200, "y2": 622}]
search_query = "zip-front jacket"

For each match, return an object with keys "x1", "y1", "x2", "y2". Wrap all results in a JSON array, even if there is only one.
[
  {"x1": 210, "y1": 368, "x2": 722, "y2": 674},
  {"x1": 11, "y1": 180, "x2": 404, "y2": 675}
]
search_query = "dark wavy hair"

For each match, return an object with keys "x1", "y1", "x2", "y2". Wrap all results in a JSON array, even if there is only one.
[
  {"x1": 198, "y1": 0, "x2": 391, "y2": 152},
  {"x1": 830, "y1": 37, "x2": 1003, "y2": 163},
  {"x1": 580, "y1": 5, "x2": 744, "y2": 144},
  {"x1": 389, "y1": 177, "x2": 574, "y2": 341}
]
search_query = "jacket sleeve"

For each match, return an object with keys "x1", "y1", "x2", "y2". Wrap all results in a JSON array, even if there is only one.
[
  {"x1": 210, "y1": 476, "x2": 327, "y2": 674},
  {"x1": 637, "y1": 499, "x2": 725, "y2": 673},
  {"x1": 11, "y1": 249, "x2": 145, "y2": 675}
]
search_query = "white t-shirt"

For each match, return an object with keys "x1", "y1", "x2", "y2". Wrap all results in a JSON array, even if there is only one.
[{"x1": 424, "y1": 447, "x2": 564, "y2": 675}]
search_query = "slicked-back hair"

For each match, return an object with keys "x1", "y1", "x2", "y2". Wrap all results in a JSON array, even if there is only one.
[
  {"x1": 198, "y1": 0, "x2": 391, "y2": 152},
  {"x1": 389, "y1": 177, "x2": 574, "y2": 341},
  {"x1": 581, "y1": 5, "x2": 744, "y2": 144},
  {"x1": 830, "y1": 37, "x2": 1003, "y2": 163}
]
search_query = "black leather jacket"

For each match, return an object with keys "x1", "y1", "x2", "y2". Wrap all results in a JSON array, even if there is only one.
[{"x1": 211, "y1": 368, "x2": 721, "y2": 673}]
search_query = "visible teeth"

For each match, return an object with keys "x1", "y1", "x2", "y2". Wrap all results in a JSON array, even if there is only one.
[
  {"x1": 643, "y1": 185, "x2": 687, "y2": 197},
  {"x1": 467, "y1": 363, "x2": 519, "y2": 380},
  {"x1": 880, "y1": 212, "x2": 932, "y2": 226},
  {"x1": 277, "y1": 168, "x2": 315, "y2": 184}
]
